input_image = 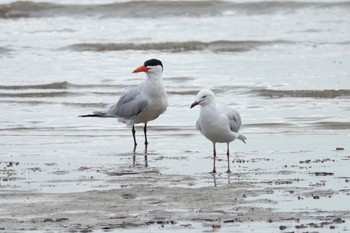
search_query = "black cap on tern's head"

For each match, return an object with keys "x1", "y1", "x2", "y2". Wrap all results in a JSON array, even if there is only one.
[
  {"x1": 144, "y1": 59, "x2": 163, "y2": 70},
  {"x1": 133, "y1": 58, "x2": 163, "y2": 73}
]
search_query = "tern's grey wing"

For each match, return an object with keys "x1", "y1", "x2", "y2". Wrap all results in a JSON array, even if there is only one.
[
  {"x1": 225, "y1": 108, "x2": 242, "y2": 133},
  {"x1": 107, "y1": 87, "x2": 148, "y2": 119}
]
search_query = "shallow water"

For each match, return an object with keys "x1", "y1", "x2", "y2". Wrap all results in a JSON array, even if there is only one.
[{"x1": 0, "y1": 0, "x2": 350, "y2": 232}]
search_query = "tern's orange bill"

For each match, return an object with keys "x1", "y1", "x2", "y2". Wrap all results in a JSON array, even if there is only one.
[{"x1": 133, "y1": 65, "x2": 150, "y2": 73}]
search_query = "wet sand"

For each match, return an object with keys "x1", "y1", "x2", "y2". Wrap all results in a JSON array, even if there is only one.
[{"x1": 1, "y1": 130, "x2": 349, "y2": 232}]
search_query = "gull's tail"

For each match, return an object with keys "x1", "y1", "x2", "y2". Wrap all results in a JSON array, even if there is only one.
[{"x1": 238, "y1": 133, "x2": 247, "y2": 144}]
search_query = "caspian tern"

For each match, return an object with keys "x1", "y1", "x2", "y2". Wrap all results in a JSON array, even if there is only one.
[
  {"x1": 190, "y1": 89, "x2": 246, "y2": 173},
  {"x1": 80, "y1": 59, "x2": 168, "y2": 151}
]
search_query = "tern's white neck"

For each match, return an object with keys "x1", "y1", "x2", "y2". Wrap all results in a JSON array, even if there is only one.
[{"x1": 146, "y1": 69, "x2": 163, "y2": 80}]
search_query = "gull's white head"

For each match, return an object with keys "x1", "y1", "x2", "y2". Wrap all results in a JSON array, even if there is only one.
[
  {"x1": 190, "y1": 89, "x2": 216, "y2": 108},
  {"x1": 133, "y1": 58, "x2": 163, "y2": 78}
]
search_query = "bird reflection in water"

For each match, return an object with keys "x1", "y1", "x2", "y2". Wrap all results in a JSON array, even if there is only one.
[
  {"x1": 211, "y1": 172, "x2": 235, "y2": 187},
  {"x1": 132, "y1": 147, "x2": 148, "y2": 168}
]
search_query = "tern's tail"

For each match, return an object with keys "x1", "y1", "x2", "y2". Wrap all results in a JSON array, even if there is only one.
[
  {"x1": 79, "y1": 111, "x2": 107, "y2": 117},
  {"x1": 238, "y1": 133, "x2": 247, "y2": 144}
]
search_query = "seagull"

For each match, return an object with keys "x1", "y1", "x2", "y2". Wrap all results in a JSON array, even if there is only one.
[
  {"x1": 80, "y1": 58, "x2": 168, "y2": 151},
  {"x1": 190, "y1": 89, "x2": 246, "y2": 173}
]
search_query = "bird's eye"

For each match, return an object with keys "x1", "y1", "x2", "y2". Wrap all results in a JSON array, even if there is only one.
[{"x1": 203, "y1": 95, "x2": 207, "y2": 98}]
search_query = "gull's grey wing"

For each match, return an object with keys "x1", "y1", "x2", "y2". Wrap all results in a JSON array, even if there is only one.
[
  {"x1": 107, "y1": 87, "x2": 148, "y2": 119},
  {"x1": 225, "y1": 108, "x2": 242, "y2": 133}
]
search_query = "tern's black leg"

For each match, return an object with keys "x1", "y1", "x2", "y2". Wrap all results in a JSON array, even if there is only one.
[
  {"x1": 132, "y1": 125, "x2": 137, "y2": 151},
  {"x1": 143, "y1": 123, "x2": 148, "y2": 146}
]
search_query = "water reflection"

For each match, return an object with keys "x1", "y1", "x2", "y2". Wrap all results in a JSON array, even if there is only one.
[
  {"x1": 211, "y1": 172, "x2": 233, "y2": 187},
  {"x1": 132, "y1": 147, "x2": 148, "y2": 168}
]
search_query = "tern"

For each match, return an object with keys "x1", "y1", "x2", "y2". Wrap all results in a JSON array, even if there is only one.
[
  {"x1": 190, "y1": 89, "x2": 246, "y2": 173},
  {"x1": 80, "y1": 58, "x2": 168, "y2": 151}
]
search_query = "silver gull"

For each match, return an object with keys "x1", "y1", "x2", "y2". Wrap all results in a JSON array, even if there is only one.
[{"x1": 190, "y1": 89, "x2": 246, "y2": 173}]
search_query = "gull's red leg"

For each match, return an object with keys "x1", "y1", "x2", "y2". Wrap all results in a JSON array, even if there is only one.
[{"x1": 212, "y1": 143, "x2": 217, "y2": 173}]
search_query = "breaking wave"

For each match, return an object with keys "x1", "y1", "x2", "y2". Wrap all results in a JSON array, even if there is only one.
[
  {"x1": 311, "y1": 121, "x2": 350, "y2": 129},
  {"x1": 1, "y1": 1, "x2": 349, "y2": 18},
  {"x1": 0, "y1": 81, "x2": 70, "y2": 90},
  {"x1": 253, "y1": 89, "x2": 350, "y2": 99},
  {"x1": 0, "y1": 91, "x2": 82, "y2": 98},
  {"x1": 0, "y1": 81, "x2": 130, "y2": 90},
  {"x1": 64, "y1": 40, "x2": 290, "y2": 53},
  {"x1": 0, "y1": 81, "x2": 200, "y2": 100},
  {"x1": 0, "y1": 47, "x2": 11, "y2": 54}
]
